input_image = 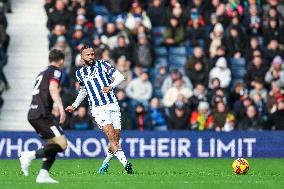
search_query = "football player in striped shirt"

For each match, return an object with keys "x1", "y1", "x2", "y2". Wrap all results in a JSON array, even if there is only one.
[{"x1": 66, "y1": 46, "x2": 133, "y2": 174}]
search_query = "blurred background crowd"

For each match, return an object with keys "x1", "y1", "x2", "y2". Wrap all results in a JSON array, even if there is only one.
[
  {"x1": 41, "y1": 0, "x2": 284, "y2": 131},
  {"x1": 0, "y1": 0, "x2": 11, "y2": 115}
]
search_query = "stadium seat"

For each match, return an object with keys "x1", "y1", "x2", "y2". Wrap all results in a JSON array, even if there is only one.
[
  {"x1": 154, "y1": 57, "x2": 168, "y2": 68},
  {"x1": 168, "y1": 55, "x2": 186, "y2": 74},
  {"x1": 229, "y1": 58, "x2": 247, "y2": 79},
  {"x1": 154, "y1": 46, "x2": 167, "y2": 57},
  {"x1": 169, "y1": 46, "x2": 186, "y2": 56},
  {"x1": 152, "y1": 27, "x2": 165, "y2": 46}
]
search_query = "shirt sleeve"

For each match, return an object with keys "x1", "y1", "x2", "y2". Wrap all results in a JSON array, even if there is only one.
[
  {"x1": 49, "y1": 69, "x2": 61, "y2": 83},
  {"x1": 76, "y1": 70, "x2": 84, "y2": 86},
  {"x1": 100, "y1": 60, "x2": 116, "y2": 77}
]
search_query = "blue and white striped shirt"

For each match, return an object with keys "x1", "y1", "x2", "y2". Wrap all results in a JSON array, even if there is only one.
[{"x1": 76, "y1": 59, "x2": 117, "y2": 108}]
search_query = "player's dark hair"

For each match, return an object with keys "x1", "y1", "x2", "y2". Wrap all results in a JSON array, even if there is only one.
[
  {"x1": 80, "y1": 45, "x2": 94, "y2": 54},
  {"x1": 48, "y1": 49, "x2": 65, "y2": 63}
]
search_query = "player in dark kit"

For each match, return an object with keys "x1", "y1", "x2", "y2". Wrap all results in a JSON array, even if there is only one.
[{"x1": 19, "y1": 49, "x2": 68, "y2": 184}]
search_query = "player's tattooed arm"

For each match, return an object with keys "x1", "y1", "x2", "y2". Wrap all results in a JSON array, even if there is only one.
[{"x1": 49, "y1": 80, "x2": 66, "y2": 124}]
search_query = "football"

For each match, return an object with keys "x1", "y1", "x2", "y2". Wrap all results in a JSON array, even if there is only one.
[{"x1": 232, "y1": 158, "x2": 250, "y2": 174}]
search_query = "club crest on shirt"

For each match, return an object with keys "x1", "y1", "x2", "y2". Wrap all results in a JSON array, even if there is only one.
[{"x1": 54, "y1": 70, "x2": 61, "y2": 79}]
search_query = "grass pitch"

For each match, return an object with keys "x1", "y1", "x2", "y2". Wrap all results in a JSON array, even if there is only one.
[{"x1": 0, "y1": 159, "x2": 283, "y2": 189}]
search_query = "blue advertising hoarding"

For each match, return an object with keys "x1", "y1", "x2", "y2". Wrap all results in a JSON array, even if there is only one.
[{"x1": 0, "y1": 131, "x2": 284, "y2": 159}]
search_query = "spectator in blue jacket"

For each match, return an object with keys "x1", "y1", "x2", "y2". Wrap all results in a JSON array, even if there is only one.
[{"x1": 149, "y1": 97, "x2": 167, "y2": 131}]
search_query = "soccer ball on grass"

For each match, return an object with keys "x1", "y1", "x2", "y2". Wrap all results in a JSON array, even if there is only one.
[{"x1": 232, "y1": 158, "x2": 249, "y2": 174}]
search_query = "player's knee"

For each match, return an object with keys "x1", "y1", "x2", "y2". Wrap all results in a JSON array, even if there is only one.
[{"x1": 59, "y1": 140, "x2": 68, "y2": 151}]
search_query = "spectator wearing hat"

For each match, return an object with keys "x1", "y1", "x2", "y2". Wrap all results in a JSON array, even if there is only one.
[
  {"x1": 93, "y1": 15, "x2": 105, "y2": 37},
  {"x1": 185, "y1": 8, "x2": 206, "y2": 49},
  {"x1": 100, "y1": 22, "x2": 118, "y2": 50},
  {"x1": 265, "y1": 56, "x2": 284, "y2": 87},
  {"x1": 238, "y1": 104, "x2": 263, "y2": 131},
  {"x1": 149, "y1": 97, "x2": 168, "y2": 131},
  {"x1": 266, "y1": 99, "x2": 284, "y2": 130},
  {"x1": 133, "y1": 33, "x2": 153, "y2": 68},
  {"x1": 46, "y1": 0, "x2": 72, "y2": 31},
  {"x1": 207, "y1": 22, "x2": 225, "y2": 58},
  {"x1": 161, "y1": 69, "x2": 192, "y2": 95},
  {"x1": 74, "y1": 14, "x2": 91, "y2": 35},
  {"x1": 225, "y1": 0, "x2": 244, "y2": 18},
  {"x1": 162, "y1": 16, "x2": 185, "y2": 46},
  {"x1": 190, "y1": 101, "x2": 214, "y2": 130},
  {"x1": 163, "y1": 79, "x2": 192, "y2": 107},
  {"x1": 125, "y1": 1, "x2": 152, "y2": 32},
  {"x1": 208, "y1": 57, "x2": 231, "y2": 89},
  {"x1": 126, "y1": 71, "x2": 153, "y2": 108},
  {"x1": 213, "y1": 101, "x2": 235, "y2": 132}
]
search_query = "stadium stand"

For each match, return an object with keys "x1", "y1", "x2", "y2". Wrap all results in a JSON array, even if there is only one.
[
  {"x1": 0, "y1": 0, "x2": 49, "y2": 130},
  {"x1": 44, "y1": 0, "x2": 284, "y2": 131},
  {"x1": 1, "y1": 0, "x2": 284, "y2": 131}
]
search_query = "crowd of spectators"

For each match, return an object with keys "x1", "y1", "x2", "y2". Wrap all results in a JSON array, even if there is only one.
[
  {"x1": 0, "y1": 1, "x2": 10, "y2": 114},
  {"x1": 44, "y1": 0, "x2": 284, "y2": 131}
]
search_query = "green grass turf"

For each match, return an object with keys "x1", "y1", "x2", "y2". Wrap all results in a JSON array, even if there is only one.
[{"x1": 0, "y1": 159, "x2": 283, "y2": 189}]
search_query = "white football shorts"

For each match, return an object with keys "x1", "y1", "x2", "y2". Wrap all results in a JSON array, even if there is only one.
[{"x1": 91, "y1": 102, "x2": 121, "y2": 130}]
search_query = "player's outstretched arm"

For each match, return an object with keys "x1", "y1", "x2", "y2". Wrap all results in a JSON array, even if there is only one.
[
  {"x1": 65, "y1": 87, "x2": 86, "y2": 112},
  {"x1": 49, "y1": 81, "x2": 66, "y2": 124}
]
